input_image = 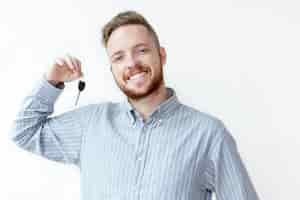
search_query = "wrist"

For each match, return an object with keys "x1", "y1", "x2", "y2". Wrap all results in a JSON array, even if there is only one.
[{"x1": 47, "y1": 80, "x2": 65, "y2": 89}]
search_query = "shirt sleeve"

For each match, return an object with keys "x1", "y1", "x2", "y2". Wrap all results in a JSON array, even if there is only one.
[
  {"x1": 9, "y1": 76, "x2": 96, "y2": 166},
  {"x1": 204, "y1": 121, "x2": 260, "y2": 200}
]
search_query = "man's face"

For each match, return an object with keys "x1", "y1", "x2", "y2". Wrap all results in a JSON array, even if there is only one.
[{"x1": 106, "y1": 24, "x2": 166, "y2": 100}]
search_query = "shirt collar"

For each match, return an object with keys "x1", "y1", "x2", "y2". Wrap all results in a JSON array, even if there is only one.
[{"x1": 121, "y1": 87, "x2": 181, "y2": 122}]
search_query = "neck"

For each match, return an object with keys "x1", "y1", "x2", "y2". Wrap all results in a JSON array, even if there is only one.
[{"x1": 128, "y1": 84, "x2": 169, "y2": 121}]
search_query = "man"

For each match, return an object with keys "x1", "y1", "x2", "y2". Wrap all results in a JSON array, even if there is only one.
[{"x1": 10, "y1": 10, "x2": 260, "y2": 200}]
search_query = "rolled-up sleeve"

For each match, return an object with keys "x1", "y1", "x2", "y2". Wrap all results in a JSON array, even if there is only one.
[{"x1": 204, "y1": 121, "x2": 260, "y2": 200}]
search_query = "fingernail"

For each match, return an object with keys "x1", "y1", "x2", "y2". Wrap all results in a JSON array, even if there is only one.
[{"x1": 55, "y1": 59, "x2": 63, "y2": 66}]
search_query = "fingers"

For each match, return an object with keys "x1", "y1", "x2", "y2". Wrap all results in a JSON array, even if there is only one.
[
  {"x1": 72, "y1": 56, "x2": 83, "y2": 77},
  {"x1": 54, "y1": 57, "x2": 66, "y2": 66},
  {"x1": 54, "y1": 54, "x2": 83, "y2": 76},
  {"x1": 65, "y1": 54, "x2": 76, "y2": 72}
]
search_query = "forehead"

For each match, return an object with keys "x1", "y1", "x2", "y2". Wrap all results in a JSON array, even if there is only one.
[{"x1": 106, "y1": 24, "x2": 155, "y2": 55}]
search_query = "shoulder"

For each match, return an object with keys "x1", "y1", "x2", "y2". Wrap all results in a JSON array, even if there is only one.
[
  {"x1": 178, "y1": 103, "x2": 224, "y2": 128},
  {"x1": 177, "y1": 103, "x2": 230, "y2": 140},
  {"x1": 179, "y1": 104, "x2": 237, "y2": 153}
]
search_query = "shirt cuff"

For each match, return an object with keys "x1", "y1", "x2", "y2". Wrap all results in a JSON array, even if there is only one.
[{"x1": 31, "y1": 75, "x2": 64, "y2": 104}]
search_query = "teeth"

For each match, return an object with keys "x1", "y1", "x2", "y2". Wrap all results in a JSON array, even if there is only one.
[{"x1": 129, "y1": 72, "x2": 146, "y2": 80}]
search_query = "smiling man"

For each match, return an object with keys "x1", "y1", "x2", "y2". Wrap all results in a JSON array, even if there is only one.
[
  {"x1": 106, "y1": 22, "x2": 168, "y2": 120},
  {"x1": 10, "y1": 10, "x2": 260, "y2": 200}
]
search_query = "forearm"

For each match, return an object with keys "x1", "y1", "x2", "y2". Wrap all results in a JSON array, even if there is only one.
[{"x1": 10, "y1": 76, "x2": 63, "y2": 148}]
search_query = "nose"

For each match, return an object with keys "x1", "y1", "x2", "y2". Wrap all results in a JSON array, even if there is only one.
[{"x1": 124, "y1": 53, "x2": 139, "y2": 69}]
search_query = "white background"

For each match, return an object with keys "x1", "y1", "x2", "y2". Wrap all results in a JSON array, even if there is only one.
[{"x1": 1, "y1": 0, "x2": 299, "y2": 199}]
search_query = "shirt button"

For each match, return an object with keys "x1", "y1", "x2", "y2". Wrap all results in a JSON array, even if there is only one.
[
  {"x1": 155, "y1": 119, "x2": 162, "y2": 127},
  {"x1": 136, "y1": 152, "x2": 143, "y2": 160},
  {"x1": 136, "y1": 156, "x2": 142, "y2": 161}
]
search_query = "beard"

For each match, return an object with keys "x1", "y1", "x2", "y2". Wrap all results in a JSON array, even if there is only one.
[{"x1": 112, "y1": 62, "x2": 164, "y2": 100}]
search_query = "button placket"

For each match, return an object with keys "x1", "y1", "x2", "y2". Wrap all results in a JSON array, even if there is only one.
[
  {"x1": 134, "y1": 125, "x2": 147, "y2": 192},
  {"x1": 135, "y1": 125, "x2": 146, "y2": 160},
  {"x1": 134, "y1": 117, "x2": 159, "y2": 195}
]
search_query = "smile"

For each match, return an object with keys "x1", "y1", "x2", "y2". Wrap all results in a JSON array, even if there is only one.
[{"x1": 129, "y1": 72, "x2": 147, "y2": 80}]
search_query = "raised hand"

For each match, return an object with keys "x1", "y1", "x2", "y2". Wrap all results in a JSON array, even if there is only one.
[{"x1": 46, "y1": 54, "x2": 83, "y2": 85}]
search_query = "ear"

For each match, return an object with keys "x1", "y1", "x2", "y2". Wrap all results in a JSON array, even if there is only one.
[{"x1": 159, "y1": 47, "x2": 167, "y2": 66}]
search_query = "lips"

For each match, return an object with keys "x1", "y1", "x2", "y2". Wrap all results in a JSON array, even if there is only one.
[
  {"x1": 126, "y1": 68, "x2": 149, "y2": 80},
  {"x1": 129, "y1": 71, "x2": 147, "y2": 80}
]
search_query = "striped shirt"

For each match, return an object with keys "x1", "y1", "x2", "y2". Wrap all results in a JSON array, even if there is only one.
[{"x1": 9, "y1": 76, "x2": 260, "y2": 200}]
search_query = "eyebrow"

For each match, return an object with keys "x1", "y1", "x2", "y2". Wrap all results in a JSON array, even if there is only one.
[{"x1": 110, "y1": 43, "x2": 150, "y2": 59}]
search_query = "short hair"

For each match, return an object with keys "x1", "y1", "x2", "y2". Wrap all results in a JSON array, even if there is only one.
[{"x1": 101, "y1": 10, "x2": 160, "y2": 48}]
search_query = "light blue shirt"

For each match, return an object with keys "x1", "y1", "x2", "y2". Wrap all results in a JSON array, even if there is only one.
[{"x1": 10, "y1": 77, "x2": 260, "y2": 200}]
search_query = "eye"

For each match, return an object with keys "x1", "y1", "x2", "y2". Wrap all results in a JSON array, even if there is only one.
[
  {"x1": 138, "y1": 48, "x2": 148, "y2": 54},
  {"x1": 112, "y1": 55, "x2": 123, "y2": 63}
]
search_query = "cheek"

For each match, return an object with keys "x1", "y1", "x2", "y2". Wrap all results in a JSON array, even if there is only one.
[
  {"x1": 112, "y1": 67, "x2": 126, "y2": 82},
  {"x1": 147, "y1": 54, "x2": 161, "y2": 66},
  {"x1": 148, "y1": 58, "x2": 161, "y2": 72}
]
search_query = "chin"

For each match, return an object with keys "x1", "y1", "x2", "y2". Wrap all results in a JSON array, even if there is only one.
[
  {"x1": 115, "y1": 71, "x2": 164, "y2": 100},
  {"x1": 122, "y1": 85, "x2": 153, "y2": 99}
]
